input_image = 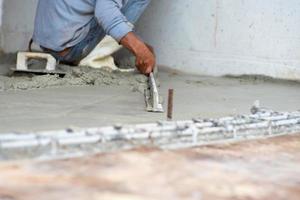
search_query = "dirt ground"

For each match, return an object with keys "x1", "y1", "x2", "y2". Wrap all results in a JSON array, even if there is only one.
[{"x1": 0, "y1": 134, "x2": 299, "y2": 200}]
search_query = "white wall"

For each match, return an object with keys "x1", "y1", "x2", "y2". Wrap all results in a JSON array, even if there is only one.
[
  {"x1": 1, "y1": 0, "x2": 37, "y2": 52},
  {"x1": 0, "y1": 0, "x2": 3, "y2": 26},
  {"x1": 1, "y1": 0, "x2": 300, "y2": 80},
  {"x1": 136, "y1": 0, "x2": 300, "y2": 80},
  {"x1": 0, "y1": 0, "x2": 3, "y2": 47}
]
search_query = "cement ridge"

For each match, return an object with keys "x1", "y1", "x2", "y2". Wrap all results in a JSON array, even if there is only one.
[{"x1": 1, "y1": 109, "x2": 299, "y2": 161}]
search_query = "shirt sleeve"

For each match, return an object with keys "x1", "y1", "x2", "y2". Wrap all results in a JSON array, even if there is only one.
[{"x1": 95, "y1": 0, "x2": 133, "y2": 41}]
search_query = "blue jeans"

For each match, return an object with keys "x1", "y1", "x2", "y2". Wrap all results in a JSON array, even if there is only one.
[{"x1": 47, "y1": 0, "x2": 151, "y2": 65}]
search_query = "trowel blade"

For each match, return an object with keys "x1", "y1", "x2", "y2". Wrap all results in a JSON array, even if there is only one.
[
  {"x1": 10, "y1": 68, "x2": 67, "y2": 76},
  {"x1": 144, "y1": 72, "x2": 164, "y2": 113}
]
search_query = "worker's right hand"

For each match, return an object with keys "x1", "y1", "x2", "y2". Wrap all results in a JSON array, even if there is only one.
[
  {"x1": 135, "y1": 44, "x2": 155, "y2": 75},
  {"x1": 120, "y1": 32, "x2": 156, "y2": 75}
]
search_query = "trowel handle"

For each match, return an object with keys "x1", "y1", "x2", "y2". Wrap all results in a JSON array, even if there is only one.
[
  {"x1": 17, "y1": 52, "x2": 57, "y2": 71},
  {"x1": 153, "y1": 65, "x2": 158, "y2": 78}
]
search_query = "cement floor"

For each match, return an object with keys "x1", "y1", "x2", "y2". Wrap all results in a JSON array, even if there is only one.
[
  {"x1": 0, "y1": 71, "x2": 299, "y2": 133},
  {"x1": 1, "y1": 134, "x2": 300, "y2": 200}
]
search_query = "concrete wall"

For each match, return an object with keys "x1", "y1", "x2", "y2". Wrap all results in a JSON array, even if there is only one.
[
  {"x1": 1, "y1": 0, "x2": 300, "y2": 80},
  {"x1": 0, "y1": 0, "x2": 3, "y2": 47},
  {"x1": 136, "y1": 0, "x2": 300, "y2": 80},
  {"x1": 1, "y1": 0, "x2": 37, "y2": 52}
]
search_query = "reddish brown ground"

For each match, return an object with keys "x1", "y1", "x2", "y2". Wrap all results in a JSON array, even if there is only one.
[{"x1": 0, "y1": 134, "x2": 300, "y2": 200}]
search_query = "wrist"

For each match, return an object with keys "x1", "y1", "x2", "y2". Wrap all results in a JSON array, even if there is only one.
[
  {"x1": 131, "y1": 40, "x2": 147, "y2": 56},
  {"x1": 120, "y1": 32, "x2": 146, "y2": 55}
]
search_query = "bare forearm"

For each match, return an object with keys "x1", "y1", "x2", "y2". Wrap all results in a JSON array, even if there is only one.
[
  {"x1": 120, "y1": 32, "x2": 155, "y2": 75},
  {"x1": 120, "y1": 32, "x2": 149, "y2": 55}
]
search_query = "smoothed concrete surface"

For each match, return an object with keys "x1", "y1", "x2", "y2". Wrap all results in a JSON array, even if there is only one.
[{"x1": 0, "y1": 71, "x2": 299, "y2": 133}]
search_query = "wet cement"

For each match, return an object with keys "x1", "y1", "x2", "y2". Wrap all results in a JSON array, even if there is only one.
[
  {"x1": 0, "y1": 65, "x2": 148, "y2": 93},
  {"x1": 0, "y1": 52, "x2": 297, "y2": 92},
  {"x1": 0, "y1": 53, "x2": 299, "y2": 132},
  {"x1": 0, "y1": 70, "x2": 299, "y2": 133},
  {"x1": 0, "y1": 51, "x2": 147, "y2": 92}
]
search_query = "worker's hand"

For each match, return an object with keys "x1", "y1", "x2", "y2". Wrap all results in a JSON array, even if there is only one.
[
  {"x1": 120, "y1": 32, "x2": 156, "y2": 75},
  {"x1": 135, "y1": 44, "x2": 155, "y2": 75}
]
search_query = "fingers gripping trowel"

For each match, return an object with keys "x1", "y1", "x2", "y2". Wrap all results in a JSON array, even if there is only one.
[{"x1": 144, "y1": 66, "x2": 164, "y2": 113}]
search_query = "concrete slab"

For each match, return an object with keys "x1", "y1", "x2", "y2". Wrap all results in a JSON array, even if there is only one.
[{"x1": 0, "y1": 71, "x2": 299, "y2": 133}]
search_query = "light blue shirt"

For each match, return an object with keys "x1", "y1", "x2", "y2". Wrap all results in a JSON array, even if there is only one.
[{"x1": 33, "y1": 0, "x2": 133, "y2": 51}]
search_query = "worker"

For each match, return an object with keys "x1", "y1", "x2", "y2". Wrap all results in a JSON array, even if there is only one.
[{"x1": 32, "y1": 0, "x2": 155, "y2": 75}]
